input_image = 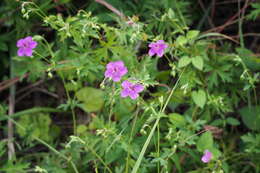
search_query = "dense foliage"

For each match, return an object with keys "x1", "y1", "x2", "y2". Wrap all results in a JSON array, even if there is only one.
[{"x1": 0, "y1": 0, "x2": 260, "y2": 172}]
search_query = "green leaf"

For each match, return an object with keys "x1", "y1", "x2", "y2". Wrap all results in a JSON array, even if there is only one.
[
  {"x1": 191, "y1": 56, "x2": 203, "y2": 70},
  {"x1": 65, "y1": 82, "x2": 82, "y2": 91},
  {"x1": 0, "y1": 42, "x2": 8, "y2": 51},
  {"x1": 175, "y1": 35, "x2": 187, "y2": 46},
  {"x1": 169, "y1": 113, "x2": 186, "y2": 128},
  {"x1": 211, "y1": 119, "x2": 223, "y2": 126},
  {"x1": 0, "y1": 141, "x2": 6, "y2": 157},
  {"x1": 236, "y1": 47, "x2": 260, "y2": 71},
  {"x1": 76, "y1": 87, "x2": 104, "y2": 112},
  {"x1": 172, "y1": 154, "x2": 182, "y2": 172},
  {"x1": 226, "y1": 117, "x2": 240, "y2": 126},
  {"x1": 197, "y1": 131, "x2": 213, "y2": 152},
  {"x1": 168, "y1": 8, "x2": 175, "y2": 19},
  {"x1": 16, "y1": 113, "x2": 55, "y2": 143},
  {"x1": 186, "y1": 30, "x2": 200, "y2": 40},
  {"x1": 178, "y1": 56, "x2": 191, "y2": 68},
  {"x1": 77, "y1": 125, "x2": 87, "y2": 134},
  {"x1": 191, "y1": 90, "x2": 206, "y2": 108},
  {"x1": 1, "y1": 161, "x2": 30, "y2": 173},
  {"x1": 210, "y1": 147, "x2": 221, "y2": 159},
  {"x1": 239, "y1": 106, "x2": 260, "y2": 130}
]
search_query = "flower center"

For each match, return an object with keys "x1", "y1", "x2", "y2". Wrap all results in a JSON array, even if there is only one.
[
  {"x1": 128, "y1": 85, "x2": 135, "y2": 91},
  {"x1": 154, "y1": 44, "x2": 160, "y2": 50},
  {"x1": 22, "y1": 42, "x2": 29, "y2": 48},
  {"x1": 113, "y1": 67, "x2": 119, "y2": 73}
]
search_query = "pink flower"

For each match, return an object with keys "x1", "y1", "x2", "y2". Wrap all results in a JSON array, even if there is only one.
[
  {"x1": 201, "y1": 150, "x2": 212, "y2": 163},
  {"x1": 17, "y1": 36, "x2": 37, "y2": 57},
  {"x1": 148, "y1": 40, "x2": 168, "y2": 57},
  {"x1": 104, "y1": 61, "x2": 128, "y2": 82},
  {"x1": 121, "y1": 80, "x2": 144, "y2": 100}
]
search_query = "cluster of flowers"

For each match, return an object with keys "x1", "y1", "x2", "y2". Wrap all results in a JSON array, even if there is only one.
[
  {"x1": 104, "y1": 40, "x2": 213, "y2": 163},
  {"x1": 104, "y1": 60, "x2": 144, "y2": 100},
  {"x1": 17, "y1": 36, "x2": 213, "y2": 162},
  {"x1": 16, "y1": 36, "x2": 168, "y2": 100},
  {"x1": 104, "y1": 40, "x2": 168, "y2": 100}
]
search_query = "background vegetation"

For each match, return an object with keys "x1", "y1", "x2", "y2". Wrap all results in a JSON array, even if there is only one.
[{"x1": 0, "y1": 0, "x2": 260, "y2": 172}]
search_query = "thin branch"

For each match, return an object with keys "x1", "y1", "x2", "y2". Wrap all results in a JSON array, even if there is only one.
[
  {"x1": 16, "y1": 79, "x2": 44, "y2": 95},
  {"x1": 94, "y1": 0, "x2": 125, "y2": 19},
  {"x1": 8, "y1": 93, "x2": 15, "y2": 160},
  {"x1": 198, "y1": 0, "x2": 215, "y2": 29},
  {"x1": 205, "y1": 1, "x2": 250, "y2": 33},
  {"x1": 0, "y1": 73, "x2": 29, "y2": 92},
  {"x1": 8, "y1": 56, "x2": 16, "y2": 160}
]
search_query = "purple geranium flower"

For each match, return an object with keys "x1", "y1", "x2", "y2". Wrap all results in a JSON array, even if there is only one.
[
  {"x1": 121, "y1": 80, "x2": 144, "y2": 100},
  {"x1": 201, "y1": 150, "x2": 212, "y2": 163},
  {"x1": 17, "y1": 36, "x2": 38, "y2": 57},
  {"x1": 105, "y1": 61, "x2": 128, "y2": 82},
  {"x1": 148, "y1": 40, "x2": 168, "y2": 57}
]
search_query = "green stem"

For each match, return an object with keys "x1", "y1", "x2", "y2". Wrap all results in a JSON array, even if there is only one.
[
  {"x1": 42, "y1": 37, "x2": 55, "y2": 58},
  {"x1": 108, "y1": 83, "x2": 115, "y2": 126},
  {"x1": 161, "y1": 69, "x2": 185, "y2": 112},
  {"x1": 8, "y1": 47, "x2": 16, "y2": 160},
  {"x1": 157, "y1": 122, "x2": 160, "y2": 173},
  {"x1": 164, "y1": 54, "x2": 172, "y2": 64},
  {"x1": 60, "y1": 72, "x2": 77, "y2": 135},
  {"x1": 238, "y1": 0, "x2": 245, "y2": 48},
  {"x1": 85, "y1": 145, "x2": 113, "y2": 173},
  {"x1": 125, "y1": 109, "x2": 139, "y2": 173},
  {"x1": 131, "y1": 69, "x2": 185, "y2": 173},
  {"x1": 191, "y1": 106, "x2": 198, "y2": 121},
  {"x1": 253, "y1": 87, "x2": 258, "y2": 105},
  {"x1": 131, "y1": 117, "x2": 160, "y2": 173},
  {"x1": 71, "y1": 108, "x2": 77, "y2": 135},
  {"x1": 23, "y1": 2, "x2": 47, "y2": 19},
  {"x1": 174, "y1": 0, "x2": 187, "y2": 28},
  {"x1": 34, "y1": 51, "x2": 50, "y2": 63}
]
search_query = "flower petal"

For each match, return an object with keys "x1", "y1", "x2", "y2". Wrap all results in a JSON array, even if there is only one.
[
  {"x1": 29, "y1": 40, "x2": 38, "y2": 49},
  {"x1": 201, "y1": 155, "x2": 210, "y2": 163},
  {"x1": 24, "y1": 36, "x2": 33, "y2": 42},
  {"x1": 157, "y1": 40, "x2": 165, "y2": 44},
  {"x1": 106, "y1": 62, "x2": 114, "y2": 69},
  {"x1": 156, "y1": 49, "x2": 164, "y2": 57},
  {"x1": 134, "y1": 84, "x2": 144, "y2": 93},
  {"x1": 17, "y1": 48, "x2": 25, "y2": 56},
  {"x1": 104, "y1": 69, "x2": 112, "y2": 78},
  {"x1": 121, "y1": 89, "x2": 129, "y2": 98},
  {"x1": 148, "y1": 48, "x2": 156, "y2": 56},
  {"x1": 201, "y1": 150, "x2": 212, "y2": 163},
  {"x1": 112, "y1": 75, "x2": 121, "y2": 82},
  {"x1": 24, "y1": 48, "x2": 33, "y2": 57},
  {"x1": 119, "y1": 66, "x2": 128, "y2": 76},
  {"x1": 16, "y1": 39, "x2": 25, "y2": 47},
  {"x1": 113, "y1": 60, "x2": 124, "y2": 66},
  {"x1": 129, "y1": 93, "x2": 138, "y2": 100},
  {"x1": 148, "y1": 43, "x2": 156, "y2": 48},
  {"x1": 122, "y1": 80, "x2": 131, "y2": 88},
  {"x1": 160, "y1": 43, "x2": 168, "y2": 49}
]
